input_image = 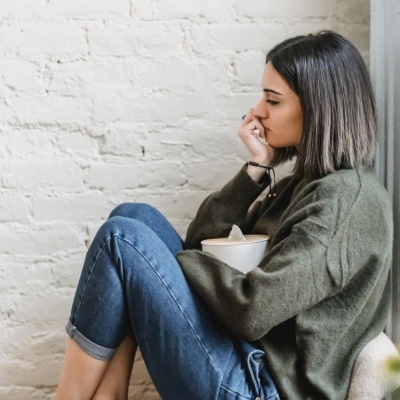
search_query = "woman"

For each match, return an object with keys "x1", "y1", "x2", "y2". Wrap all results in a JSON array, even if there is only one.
[{"x1": 55, "y1": 31, "x2": 393, "y2": 400}]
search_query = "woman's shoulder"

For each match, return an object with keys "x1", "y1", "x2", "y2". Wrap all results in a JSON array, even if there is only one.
[
  {"x1": 317, "y1": 167, "x2": 390, "y2": 203},
  {"x1": 275, "y1": 167, "x2": 366, "y2": 200},
  {"x1": 297, "y1": 166, "x2": 386, "y2": 198},
  {"x1": 270, "y1": 167, "x2": 390, "y2": 224},
  {"x1": 300, "y1": 167, "x2": 392, "y2": 230},
  {"x1": 284, "y1": 167, "x2": 390, "y2": 222}
]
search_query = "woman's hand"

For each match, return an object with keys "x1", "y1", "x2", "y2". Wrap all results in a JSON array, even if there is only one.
[
  {"x1": 238, "y1": 109, "x2": 275, "y2": 168},
  {"x1": 238, "y1": 108, "x2": 274, "y2": 166}
]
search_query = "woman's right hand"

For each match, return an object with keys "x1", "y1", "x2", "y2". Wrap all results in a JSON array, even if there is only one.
[{"x1": 238, "y1": 109, "x2": 275, "y2": 167}]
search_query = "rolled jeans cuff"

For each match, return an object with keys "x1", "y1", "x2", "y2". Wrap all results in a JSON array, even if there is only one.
[{"x1": 65, "y1": 320, "x2": 117, "y2": 361}]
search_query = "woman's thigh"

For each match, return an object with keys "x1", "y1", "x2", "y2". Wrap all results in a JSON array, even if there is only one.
[{"x1": 68, "y1": 204, "x2": 279, "y2": 400}]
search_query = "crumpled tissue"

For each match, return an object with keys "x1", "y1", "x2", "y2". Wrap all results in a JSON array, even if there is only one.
[{"x1": 227, "y1": 224, "x2": 246, "y2": 241}]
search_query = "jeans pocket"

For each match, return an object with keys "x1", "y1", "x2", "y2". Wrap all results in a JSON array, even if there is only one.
[{"x1": 242, "y1": 342, "x2": 280, "y2": 400}]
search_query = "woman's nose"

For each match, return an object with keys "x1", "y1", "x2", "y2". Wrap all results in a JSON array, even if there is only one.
[{"x1": 253, "y1": 99, "x2": 268, "y2": 119}]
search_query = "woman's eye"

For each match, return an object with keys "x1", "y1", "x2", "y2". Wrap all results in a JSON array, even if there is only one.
[{"x1": 266, "y1": 99, "x2": 279, "y2": 106}]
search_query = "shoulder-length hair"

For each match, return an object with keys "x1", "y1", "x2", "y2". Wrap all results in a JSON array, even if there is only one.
[{"x1": 267, "y1": 31, "x2": 377, "y2": 178}]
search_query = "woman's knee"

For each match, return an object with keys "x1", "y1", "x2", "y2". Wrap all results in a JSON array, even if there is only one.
[
  {"x1": 104, "y1": 204, "x2": 182, "y2": 255},
  {"x1": 108, "y1": 202, "x2": 158, "y2": 220},
  {"x1": 99, "y1": 215, "x2": 150, "y2": 241}
]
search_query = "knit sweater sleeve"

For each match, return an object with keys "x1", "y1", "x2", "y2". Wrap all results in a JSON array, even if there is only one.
[
  {"x1": 176, "y1": 178, "x2": 347, "y2": 341},
  {"x1": 184, "y1": 164, "x2": 271, "y2": 250}
]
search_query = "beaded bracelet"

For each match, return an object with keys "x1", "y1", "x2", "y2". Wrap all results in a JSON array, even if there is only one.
[
  {"x1": 246, "y1": 161, "x2": 271, "y2": 170},
  {"x1": 246, "y1": 161, "x2": 277, "y2": 197}
]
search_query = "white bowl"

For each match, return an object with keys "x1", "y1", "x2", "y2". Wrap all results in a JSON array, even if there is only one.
[{"x1": 201, "y1": 234, "x2": 269, "y2": 274}]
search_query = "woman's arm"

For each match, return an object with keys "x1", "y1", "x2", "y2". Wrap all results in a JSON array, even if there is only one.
[
  {"x1": 184, "y1": 165, "x2": 271, "y2": 250},
  {"x1": 184, "y1": 109, "x2": 276, "y2": 249},
  {"x1": 178, "y1": 203, "x2": 338, "y2": 340},
  {"x1": 178, "y1": 172, "x2": 393, "y2": 340}
]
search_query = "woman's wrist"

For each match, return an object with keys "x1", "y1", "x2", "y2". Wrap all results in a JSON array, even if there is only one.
[
  {"x1": 249, "y1": 156, "x2": 271, "y2": 167},
  {"x1": 246, "y1": 160, "x2": 270, "y2": 182},
  {"x1": 247, "y1": 161, "x2": 271, "y2": 169}
]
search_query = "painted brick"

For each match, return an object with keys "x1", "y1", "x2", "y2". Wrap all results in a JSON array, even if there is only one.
[
  {"x1": 191, "y1": 24, "x2": 286, "y2": 53},
  {"x1": 9, "y1": 96, "x2": 92, "y2": 125},
  {"x1": 2, "y1": 161, "x2": 84, "y2": 190},
  {"x1": 48, "y1": 56, "x2": 223, "y2": 96},
  {"x1": 0, "y1": 224, "x2": 83, "y2": 256},
  {"x1": 92, "y1": 94, "x2": 186, "y2": 123},
  {"x1": 48, "y1": 61, "x2": 138, "y2": 95},
  {"x1": 32, "y1": 193, "x2": 110, "y2": 222},
  {"x1": 16, "y1": 292, "x2": 72, "y2": 326},
  {"x1": 0, "y1": 25, "x2": 86, "y2": 56},
  {"x1": 34, "y1": 0, "x2": 130, "y2": 20},
  {"x1": 51, "y1": 252, "x2": 86, "y2": 288},
  {"x1": 131, "y1": 1, "x2": 155, "y2": 20},
  {"x1": 155, "y1": 0, "x2": 234, "y2": 21},
  {"x1": 100, "y1": 126, "x2": 147, "y2": 157},
  {"x1": 88, "y1": 25, "x2": 183, "y2": 56},
  {"x1": 0, "y1": 195, "x2": 30, "y2": 223},
  {"x1": 0, "y1": 386, "x2": 54, "y2": 400},
  {"x1": 57, "y1": 131, "x2": 100, "y2": 156},
  {"x1": 0, "y1": 100, "x2": 12, "y2": 123},
  {"x1": 6, "y1": 263, "x2": 54, "y2": 292},
  {"x1": 0, "y1": 1, "x2": 32, "y2": 20},
  {"x1": 0, "y1": 356, "x2": 63, "y2": 386},
  {"x1": 0, "y1": 60, "x2": 38, "y2": 92},
  {"x1": 2, "y1": 129, "x2": 56, "y2": 157},
  {"x1": 89, "y1": 161, "x2": 186, "y2": 189},
  {"x1": 234, "y1": 53, "x2": 268, "y2": 88},
  {"x1": 236, "y1": 0, "x2": 338, "y2": 18}
]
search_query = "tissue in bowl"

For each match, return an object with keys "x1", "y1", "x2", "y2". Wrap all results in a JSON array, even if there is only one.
[{"x1": 201, "y1": 235, "x2": 269, "y2": 274}]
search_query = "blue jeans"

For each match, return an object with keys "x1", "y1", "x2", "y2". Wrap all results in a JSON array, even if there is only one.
[{"x1": 66, "y1": 203, "x2": 280, "y2": 400}]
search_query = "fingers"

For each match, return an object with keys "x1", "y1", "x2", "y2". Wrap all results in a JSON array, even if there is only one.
[
  {"x1": 237, "y1": 108, "x2": 276, "y2": 166},
  {"x1": 238, "y1": 110, "x2": 270, "y2": 163},
  {"x1": 239, "y1": 109, "x2": 265, "y2": 140},
  {"x1": 240, "y1": 109, "x2": 259, "y2": 127},
  {"x1": 240, "y1": 109, "x2": 253, "y2": 126},
  {"x1": 252, "y1": 129, "x2": 268, "y2": 145}
]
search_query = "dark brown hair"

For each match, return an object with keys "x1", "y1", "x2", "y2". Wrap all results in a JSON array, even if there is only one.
[{"x1": 267, "y1": 31, "x2": 377, "y2": 178}]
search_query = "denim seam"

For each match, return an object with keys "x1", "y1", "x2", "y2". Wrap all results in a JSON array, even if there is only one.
[
  {"x1": 73, "y1": 237, "x2": 113, "y2": 324},
  {"x1": 219, "y1": 383, "x2": 253, "y2": 399},
  {"x1": 113, "y1": 234, "x2": 224, "y2": 379}
]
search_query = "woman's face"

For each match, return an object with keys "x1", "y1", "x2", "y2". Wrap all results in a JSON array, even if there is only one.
[{"x1": 253, "y1": 62, "x2": 303, "y2": 150}]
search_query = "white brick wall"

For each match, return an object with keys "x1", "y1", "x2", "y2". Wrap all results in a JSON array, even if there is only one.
[{"x1": 0, "y1": 0, "x2": 370, "y2": 398}]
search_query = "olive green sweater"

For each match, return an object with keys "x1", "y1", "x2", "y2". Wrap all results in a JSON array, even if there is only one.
[{"x1": 176, "y1": 165, "x2": 393, "y2": 400}]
